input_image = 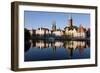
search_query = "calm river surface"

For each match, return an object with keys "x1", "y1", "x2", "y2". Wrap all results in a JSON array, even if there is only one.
[{"x1": 24, "y1": 40, "x2": 90, "y2": 61}]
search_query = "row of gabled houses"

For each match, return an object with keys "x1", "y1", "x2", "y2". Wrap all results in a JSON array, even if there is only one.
[{"x1": 27, "y1": 16, "x2": 90, "y2": 38}]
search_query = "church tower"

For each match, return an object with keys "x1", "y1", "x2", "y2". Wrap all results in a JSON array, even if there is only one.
[
  {"x1": 68, "y1": 15, "x2": 73, "y2": 27},
  {"x1": 52, "y1": 20, "x2": 56, "y2": 31}
]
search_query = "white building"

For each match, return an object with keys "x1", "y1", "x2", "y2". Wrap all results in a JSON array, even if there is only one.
[
  {"x1": 36, "y1": 28, "x2": 49, "y2": 35},
  {"x1": 65, "y1": 28, "x2": 77, "y2": 37},
  {"x1": 65, "y1": 25, "x2": 86, "y2": 38},
  {"x1": 52, "y1": 29, "x2": 64, "y2": 36}
]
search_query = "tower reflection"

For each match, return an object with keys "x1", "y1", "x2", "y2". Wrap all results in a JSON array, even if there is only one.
[{"x1": 25, "y1": 40, "x2": 90, "y2": 58}]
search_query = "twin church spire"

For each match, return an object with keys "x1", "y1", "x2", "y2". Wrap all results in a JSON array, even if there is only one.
[{"x1": 52, "y1": 15, "x2": 73, "y2": 30}]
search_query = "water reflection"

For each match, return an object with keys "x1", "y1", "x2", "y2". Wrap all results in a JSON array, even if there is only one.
[
  {"x1": 25, "y1": 40, "x2": 90, "y2": 50},
  {"x1": 24, "y1": 40, "x2": 90, "y2": 61}
]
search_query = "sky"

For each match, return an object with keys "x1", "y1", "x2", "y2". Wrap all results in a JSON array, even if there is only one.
[{"x1": 24, "y1": 11, "x2": 90, "y2": 30}]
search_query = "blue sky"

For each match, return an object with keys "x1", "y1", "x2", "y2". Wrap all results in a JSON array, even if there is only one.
[{"x1": 24, "y1": 11, "x2": 90, "y2": 30}]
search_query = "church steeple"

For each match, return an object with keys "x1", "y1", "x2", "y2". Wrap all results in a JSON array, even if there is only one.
[
  {"x1": 52, "y1": 20, "x2": 56, "y2": 31},
  {"x1": 68, "y1": 15, "x2": 73, "y2": 27}
]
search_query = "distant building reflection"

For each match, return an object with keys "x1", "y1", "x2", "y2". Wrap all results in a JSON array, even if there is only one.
[{"x1": 25, "y1": 40, "x2": 90, "y2": 58}]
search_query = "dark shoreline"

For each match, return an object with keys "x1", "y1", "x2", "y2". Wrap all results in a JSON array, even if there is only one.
[{"x1": 32, "y1": 37, "x2": 90, "y2": 41}]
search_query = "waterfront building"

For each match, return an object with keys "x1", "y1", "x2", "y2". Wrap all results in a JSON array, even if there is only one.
[
  {"x1": 64, "y1": 15, "x2": 86, "y2": 38},
  {"x1": 36, "y1": 27, "x2": 49, "y2": 35},
  {"x1": 76, "y1": 24, "x2": 86, "y2": 38},
  {"x1": 52, "y1": 29, "x2": 64, "y2": 36},
  {"x1": 29, "y1": 29, "x2": 36, "y2": 36},
  {"x1": 64, "y1": 15, "x2": 77, "y2": 37},
  {"x1": 51, "y1": 21, "x2": 64, "y2": 36}
]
